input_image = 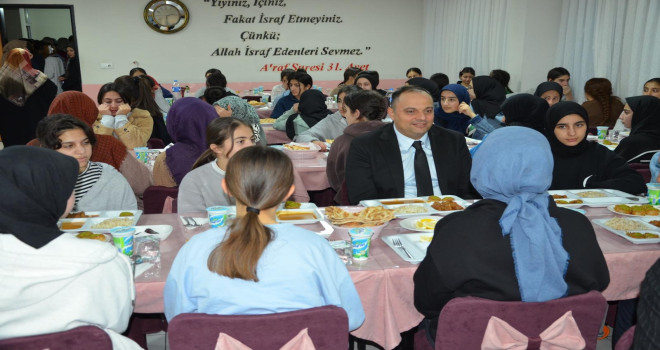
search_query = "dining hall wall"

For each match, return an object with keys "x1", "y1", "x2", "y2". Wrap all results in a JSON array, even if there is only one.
[{"x1": 7, "y1": 0, "x2": 424, "y2": 94}]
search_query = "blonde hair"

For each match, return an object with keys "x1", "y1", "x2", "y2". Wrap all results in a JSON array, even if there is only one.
[{"x1": 207, "y1": 146, "x2": 294, "y2": 281}]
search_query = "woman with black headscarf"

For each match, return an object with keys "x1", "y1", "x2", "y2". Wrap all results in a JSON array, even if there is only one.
[
  {"x1": 0, "y1": 146, "x2": 140, "y2": 349},
  {"x1": 406, "y1": 77, "x2": 441, "y2": 108},
  {"x1": 501, "y1": 93, "x2": 548, "y2": 134},
  {"x1": 458, "y1": 76, "x2": 506, "y2": 139},
  {"x1": 545, "y1": 102, "x2": 646, "y2": 194},
  {"x1": 273, "y1": 89, "x2": 333, "y2": 139},
  {"x1": 534, "y1": 81, "x2": 563, "y2": 107},
  {"x1": 615, "y1": 96, "x2": 660, "y2": 163}
]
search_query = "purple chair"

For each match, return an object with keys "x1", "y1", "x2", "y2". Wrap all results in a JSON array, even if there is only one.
[
  {"x1": 142, "y1": 185, "x2": 179, "y2": 214},
  {"x1": 433, "y1": 291, "x2": 607, "y2": 350},
  {"x1": 615, "y1": 325, "x2": 636, "y2": 350},
  {"x1": 147, "y1": 138, "x2": 165, "y2": 149},
  {"x1": 168, "y1": 306, "x2": 348, "y2": 350},
  {"x1": 0, "y1": 326, "x2": 112, "y2": 350},
  {"x1": 628, "y1": 163, "x2": 652, "y2": 183}
]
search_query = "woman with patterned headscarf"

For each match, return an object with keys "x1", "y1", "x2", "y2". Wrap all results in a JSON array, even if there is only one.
[
  {"x1": 213, "y1": 94, "x2": 267, "y2": 145},
  {"x1": 0, "y1": 48, "x2": 57, "y2": 146}
]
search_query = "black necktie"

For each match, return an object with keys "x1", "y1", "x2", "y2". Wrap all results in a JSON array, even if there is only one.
[{"x1": 413, "y1": 141, "x2": 433, "y2": 196}]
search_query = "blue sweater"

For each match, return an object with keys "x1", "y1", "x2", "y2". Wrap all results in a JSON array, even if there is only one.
[{"x1": 271, "y1": 93, "x2": 298, "y2": 120}]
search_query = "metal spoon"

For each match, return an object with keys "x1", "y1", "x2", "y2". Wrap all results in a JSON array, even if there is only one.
[{"x1": 145, "y1": 228, "x2": 159, "y2": 235}]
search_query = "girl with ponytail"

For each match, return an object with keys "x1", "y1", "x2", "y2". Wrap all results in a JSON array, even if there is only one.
[
  {"x1": 177, "y1": 117, "x2": 255, "y2": 213},
  {"x1": 582, "y1": 78, "x2": 624, "y2": 128},
  {"x1": 164, "y1": 146, "x2": 365, "y2": 331}
]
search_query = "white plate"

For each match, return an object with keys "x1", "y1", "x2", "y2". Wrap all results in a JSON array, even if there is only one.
[
  {"x1": 361, "y1": 196, "x2": 469, "y2": 213},
  {"x1": 606, "y1": 205, "x2": 660, "y2": 217},
  {"x1": 275, "y1": 208, "x2": 324, "y2": 224},
  {"x1": 387, "y1": 203, "x2": 440, "y2": 218},
  {"x1": 399, "y1": 216, "x2": 442, "y2": 233},
  {"x1": 382, "y1": 233, "x2": 433, "y2": 263},
  {"x1": 133, "y1": 225, "x2": 173, "y2": 241},
  {"x1": 282, "y1": 142, "x2": 321, "y2": 159},
  {"x1": 58, "y1": 210, "x2": 143, "y2": 232},
  {"x1": 548, "y1": 189, "x2": 646, "y2": 207},
  {"x1": 277, "y1": 202, "x2": 318, "y2": 211},
  {"x1": 592, "y1": 217, "x2": 660, "y2": 244}
]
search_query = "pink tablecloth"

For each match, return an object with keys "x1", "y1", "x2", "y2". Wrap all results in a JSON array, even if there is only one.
[
  {"x1": 133, "y1": 207, "x2": 660, "y2": 350},
  {"x1": 264, "y1": 127, "x2": 291, "y2": 145}
]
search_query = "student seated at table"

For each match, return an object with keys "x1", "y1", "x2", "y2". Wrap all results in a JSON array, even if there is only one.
[
  {"x1": 345, "y1": 85, "x2": 474, "y2": 204},
  {"x1": 546, "y1": 102, "x2": 646, "y2": 194},
  {"x1": 153, "y1": 98, "x2": 218, "y2": 187},
  {"x1": 212, "y1": 90, "x2": 267, "y2": 146},
  {"x1": 0, "y1": 146, "x2": 139, "y2": 349},
  {"x1": 434, "y1": 84, "x2": 471, "y2": 134},
  {"x1": 327, "y1": 90, "x2": 387, "y2": 204},
  {"x1": 500, "y1": 93, "x2": 549, "y2": 134},
  {"x1": 329, "y1": 66, "x2": 362, "y2": 97},
  {"x1": 44, "y1": 91, "x2": 152, "y2": 200},
  {"x1": 413, "y1": 127, "x2": 610, "y2": 346},
  {"x1": 615, "y1": 96, "x2": 660, "y2": 163},
  {"x1": 164, "y1": 146, "x2": 365, "y2": 331},
  {"x1": 93, "y1": 81, "x2": 154, "y2": 149},
  {"x1": 296, "y1": 85, "x2": 360, "y2": 150},
  {"x1": 36, "y1": 114, "x2": 137, "y2": 212},
  {"x1": 273, "y1": 89, "x2": 333, "y2": 139},
  {"x1": 460, "y1": 76, "x2": 506, "y2": 140},
  {"x1": 271, "y1": 68, "x2": 294, "y2": 102},
  {"x1": 534, "y1": 81, "x2": 563, "y2": 107},
  {"x1": 177, "y1": 118, "x2": 255, "y2": 213},
  {"x1": 270, "y1": 72, "x2": 312, "y2": 120}
]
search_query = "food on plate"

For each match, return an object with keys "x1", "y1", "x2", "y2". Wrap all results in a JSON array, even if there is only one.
[
  {"x1": 60, "y1": 221, "x2": 84, "y2": 230},
  {"x1": 576, "y1": 191, "x2": 607, "y2": 198},
  {"x1": 325, "y1": 206, "x2": 395, "y2": 227},
  {"x1": 284, "y1": 201, "x2": 301, "y2": 209},
  {"x1": 604, "y1": 218, "x2": 649, "y2": 231},
  {"x1": 260, "y1": 118, "x2": 276, "y2": 124},
  {"x1": 551, "y1": 194, "x2": 568, "y2": 199},
  {"x1": 555, "y1": 199, "x2": 584, "y2": 204},
  {"x1": 66, "y1": 211, "x2": 99, "y2": 218},
  {"x1": 415, "y1": 218, "x2": 439, "y2": 230},
  {"x1": 119, "y1": 211, "x2": 134, "y2": 217},
  {"x1": 649, "y1": 220, "x2": 660, "y2": 228},
  {"x1": 90, "y1": 218, "x2": 134, "y2": 229},
  {"x1": 614, "y1": 204, "x2": 660, "y2": 216},
  {"x1": 393, "y1": 205, "x2": 428, "y2": 215},
  {"x1": 431, "y1": 200, "x2": 464, "y2": 211},
  {"x1": 380, "y1": 199, "x2": 425, "y2": 205},
  {"x1": 283, "y1": 144, "x2": 311, "y2": 151},
  {"x1": 420, "y1": 235, "x2": 433, "y2": 242},
  {"x1": 76, "y1": 231, "x2": 108, "y2": 241},
  {"x1": 248, "y1": 100, "x2": 265, "y2": 106},
  {"x1": 603, "y1": 140, "x2": 618, "y2": 146},
  {"x1": 427, "y1": 195, "x2": 442, "y2": 201},
  {"x1": 276, "y1": 211, "x2": 317, "y2": 221},
  {"x1": 626, "y1": 232, "x2": 659, "y2": 239},
  {"x1": 325, "y1": 139, "x2": 334, "y2": 144}
]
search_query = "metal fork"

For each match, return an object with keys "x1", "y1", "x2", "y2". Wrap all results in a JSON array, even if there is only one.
[
  {"x1": 186, "y1": 217, "x2": 200, "y2": 226},
  {"x1": 182, "y1": 216, "x2": 199, "y2": 228},
  {"x1": 391, "y1": 237, "x2": 413, "y2": 259}
]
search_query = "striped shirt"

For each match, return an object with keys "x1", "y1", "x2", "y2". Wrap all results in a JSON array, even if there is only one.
[{"x1": 74, "y1": 162, "x2": 103, "y2": 210}]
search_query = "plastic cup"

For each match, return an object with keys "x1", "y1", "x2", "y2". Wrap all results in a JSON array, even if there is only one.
[
  {"x1": 596, "y1": 126, "x2": 608, "y2": 140},
  {"x1": 648, "y1": 183, "x2": 660, "y2": 205},
  {"x1": 134, "y1": 147, "x2": 149, "y2": 164},
  {"x1": 348, "y1": 228, "x2": 374, "y2": 260},
  {"x1": 207, "y1": 206, "x2": 229, "y2": 228},
  {"x1": 110, "y1": 226, "x2": 135, "y2": 257}
]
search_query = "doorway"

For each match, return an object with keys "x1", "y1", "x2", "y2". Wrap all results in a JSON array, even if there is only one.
[{"x1": 0, "y1": 4, "x2": 76, "y2": 54}]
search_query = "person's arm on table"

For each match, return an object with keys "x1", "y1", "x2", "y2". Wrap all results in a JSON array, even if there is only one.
[{"x1": 272, "y1": 107, "x2": 296, "y2": 131}]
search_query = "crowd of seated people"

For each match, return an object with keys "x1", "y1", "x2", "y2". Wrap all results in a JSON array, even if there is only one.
[{"x1": 3, "y1": 44, "x2": 660, "y2": 349}]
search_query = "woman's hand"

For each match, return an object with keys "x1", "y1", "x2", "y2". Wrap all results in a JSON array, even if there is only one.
[
  {"x1": 292, "y1": 103, "x2": 299, "y2": 113},
  {"x1": 312, "y1": 140, "x2": 327, "y2": 152},
  {"x1": 458, "y1": 102, "x2": 476, "y2": 118},
  {"x1": 117, "y1": 104, "x2": 132, "y2": 115},
  {"x1": 214, "y1": 104, "x2": 233, "y2": 117},
  {"x1": 98, "y1": 104, "x2": 112, "y2": 116}
]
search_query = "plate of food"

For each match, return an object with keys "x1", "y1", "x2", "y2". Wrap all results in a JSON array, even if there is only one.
[
  {"x1": 282, "y1": 142, "x2": 321, "y2": 159},
  {"x1": 275, "y1": 208, "x2": 324, "y2": 224},
  {"x1": 608, "y1": 204, "x2": 660, "y2": 217},
  {"x1": 277, "y1": 201, "x2": 318, "y2": 211},
  {"x1": 324, "y1": 206, "x2": 396, "y2": 239},
  {"x1": 259, "y1": 118, "x2": 276, "y2": 124},
  {"x1": 592, "y1": 217, "x2": 660, "y2": 244},
  {"x1": 58, "y1": 210, "x2": 142, "y2": 232},
  {"x1": 387, "y1": 203, "x2": 440, "y2": 218},
  {"x1": 361, "y1": 195, "x2": 469, "y2": 214},
  {"x1": 548, "y1": 189, "x2": 645, "y2": 206},
  {"x1": 639, "y1": 218, "x2": 660, "y2": 229},
  {"x1": 399, "y1": 216, "x2": 442, "y2": 233},
  {"x1": 74, "y1": 231, "x2": 111, "y2": 242}
]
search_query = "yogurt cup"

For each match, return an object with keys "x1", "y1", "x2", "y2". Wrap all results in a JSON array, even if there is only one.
[
  {"x1": 349, "y1": 228, "x2": 374, "y2": 260},
  {"x1": 207, "y1": 206, "x2": 229, "y2": 228},
  {"x1": 110, "y1": 226, "x2": 135, "y2": 256}
]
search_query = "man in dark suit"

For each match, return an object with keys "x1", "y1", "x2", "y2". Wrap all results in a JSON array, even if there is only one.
[{"x1": 345, "y1": 85, "x2": 473, "y2": 204}]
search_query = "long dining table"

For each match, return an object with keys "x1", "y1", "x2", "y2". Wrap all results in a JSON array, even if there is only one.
[{"x1": 133, "y1": 205, "x2": 660, "y2": 350}]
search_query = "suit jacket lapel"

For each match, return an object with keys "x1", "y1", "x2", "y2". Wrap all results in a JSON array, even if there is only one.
[
  {"x1": 429, "y1": 126, "x2": 450, "y2": 194},
  {"x1": 379, "y1": 125, "x2": 405, "y2": 197}
]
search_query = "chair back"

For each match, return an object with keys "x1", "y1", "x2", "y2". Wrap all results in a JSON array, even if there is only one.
[
  {"x1": 0, "y1": 326, "x2": 112, "y2": 350},
  {"x1": 435, "y1": 291, "x2": 607, "y2": 350},
  {"x1": 628, "y1": 163, "x2": 652, "y2": 183},
  {"x1": 242, "y1": 95, "x2": 262, "y2": 102},
  {"x1": 168, "y1": 305, "x2": 348, "y2": 350},
  {"x1": 627, "y1": 150, "x2": 660, "y2": 164},
  {"x1": 143, "y1": 185, "x2": 179, "y2": 214}
]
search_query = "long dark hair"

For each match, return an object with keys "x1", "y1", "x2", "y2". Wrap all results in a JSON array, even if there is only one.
[
  {"x1": 207, "y1": 146, "x2": 294, "y2": 281},
  {"x1": 191, "y1": 117, "x2": 251, "y2": 169},
  {"x1": 113, "y1": 75, "x2": 163, "y2": 119},
  {"x1": 584, "y1": 78, "x2": 615, "y2": 125}
]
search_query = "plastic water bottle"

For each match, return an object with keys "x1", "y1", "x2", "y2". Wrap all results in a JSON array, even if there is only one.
[
  {"x1": 172, "y1": 80, "x2": 182, "y2": 101},
  {"x1": 386, "y1": 88, "x2": 394, "y2": 104}
]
